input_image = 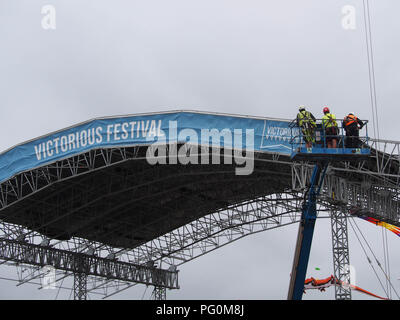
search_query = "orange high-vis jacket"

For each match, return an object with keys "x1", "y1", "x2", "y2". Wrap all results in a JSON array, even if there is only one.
[{"x1": 344, "y1": 114, "x2": 358, "y2": 127}]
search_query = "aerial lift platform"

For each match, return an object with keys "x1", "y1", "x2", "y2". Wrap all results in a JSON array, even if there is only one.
[{"x1": 287, "y1": 120, "x2": 370, "y2": 300}]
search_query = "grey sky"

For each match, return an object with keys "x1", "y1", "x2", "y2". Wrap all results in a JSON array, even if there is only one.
[{"x1": 0, "y1": 0, "x2": 399, "y2": 300}]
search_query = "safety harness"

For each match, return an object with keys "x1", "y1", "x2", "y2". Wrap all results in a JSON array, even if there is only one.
[
  {"x1": 297, "y1": 111, "x2": 316, "y2": 128},
  {"x1": 323, "y1": 113, "x2": 338, "y2": 128}
]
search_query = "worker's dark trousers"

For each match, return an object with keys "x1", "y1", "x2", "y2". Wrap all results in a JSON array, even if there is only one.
[{"x1": 345, "y1": 129, "x2": 360, "y2": 148}]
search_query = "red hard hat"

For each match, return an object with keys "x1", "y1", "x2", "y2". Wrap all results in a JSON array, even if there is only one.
[{"x1": 323, "y1": 107, "x2": 330, "y2": 114}]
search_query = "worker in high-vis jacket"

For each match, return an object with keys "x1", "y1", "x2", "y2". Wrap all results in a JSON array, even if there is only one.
[
  {"x1": 322, "y1": 107, "x2": 338, "y2": 148},
  {"x1": 343, "y1": 112, "x2": 364, "y2": 148},
  {"x1": 296, "y1": 105, "x2": 316, "y2": 148}
]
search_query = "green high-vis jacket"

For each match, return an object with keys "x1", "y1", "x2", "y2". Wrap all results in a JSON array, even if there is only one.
[
  {"x1": 296, "y1": 111, "x2": 316, "y2": 128},
  {"x1": 322, "y1": 113, "x2": 338, "y2": 129}
]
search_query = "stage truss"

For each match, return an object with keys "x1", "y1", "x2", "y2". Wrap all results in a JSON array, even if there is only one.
[{"x1": 0, "y1": 138, "x2": 399, "y2": 299}]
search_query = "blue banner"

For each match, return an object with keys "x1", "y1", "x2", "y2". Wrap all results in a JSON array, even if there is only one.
[{"x1": 0, "y1": 111, "x2": 296, "y2": 182}]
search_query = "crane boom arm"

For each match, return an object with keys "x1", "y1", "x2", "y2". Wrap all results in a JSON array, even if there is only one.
[{"x1": 287, "y1": 162, "x2": 328, "y2": 300}]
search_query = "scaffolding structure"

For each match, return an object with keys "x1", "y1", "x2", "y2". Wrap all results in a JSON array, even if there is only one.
[
  {"x1": 0, "y1": 136, "x2": 398, "y2": 299},
  {"x1": 330, "y1": 210, "x2": 352, "y2": 300}
]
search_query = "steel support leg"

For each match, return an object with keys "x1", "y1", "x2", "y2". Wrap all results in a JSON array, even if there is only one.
[
  {"x1": 73, "y1": 272, "x2": 88, "y2": 300},
  {"x1": 73, "y1": 255, "x2": 87, "y2": 300},
  {"x1": 151, "y1": 286, "x2": 166, "y2": 300},
  {"x1": 330, "y1": 210, "x2": 352, "y2": 300}
]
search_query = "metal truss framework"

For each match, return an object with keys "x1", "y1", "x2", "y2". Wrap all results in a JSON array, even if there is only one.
[
  {"x1": 291, "y1": 162, "x2": 400, "y2": 226},
  {"x1": 368, "y1": 139, "x2": 400, "y2": 182},
  {"x1": 125, "y1": 192, "x2": 313, "y2": 268},
  {"x1": 330, "y1": 210, "x2": 352, "y2": 300},
  {"x1": 0, "y1": 147, "x2": 144, "y2": 210},
  {"x1": 74, "y1": 272, "x2": 88, "y2": 300},
  {"x1": 152, "y1": 286, "x2": 167, "y2": 300},
  {"x1": 290, "y1": 140, "x2": 400, "y2": 300},
  {"x1": 0, "y1": 139, "x2": 399, "y2": 299},
  {"x1": 0, "y1": 235, "x2": 178, "y2": 287},
  {"x1": 0, "y1": 191, "x2": 317, "y2": 299}
]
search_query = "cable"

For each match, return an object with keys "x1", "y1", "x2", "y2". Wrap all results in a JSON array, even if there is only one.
[
  {"x1": 386, "y1": 229, "x2": 391, "y2": 299},
  {"x1": 362, "y1": 0, "x2": 393, "y2": 298},
  {"x1": 349, "y1": 216, "x2": 400, "y2": 299},
  {"x1": 362, "y1": 0, "x2": 380, "y2": 142},
  {"x1": 367, "y1": 0, "x2": 381, "y2": 141},
  {"x1": 54, "y1": 274, "x2": 66, "y2": 300},
  {"x1": 380, "y1": 227, "x2": 387, "y2": 297},
  {"x1": 141, "y1": 286, "x2": 148, "y2": 300},
  {"x1": 382, "y1": 227, "x2": 391, "y2": 299},
  {"x1": 348, "y1": 217, "x2": 389, "y2": 298},
  {"x1": 363, "y1": 0, "x2": 376, "y2": 139}
]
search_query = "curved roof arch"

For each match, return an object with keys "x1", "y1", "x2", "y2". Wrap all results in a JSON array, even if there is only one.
[
  {"x1": 0, "y1": 110, "x2": 296, "y2": 183},
  {"x1": 0, "y1": 110, "x2": 399, "y2": 253}
]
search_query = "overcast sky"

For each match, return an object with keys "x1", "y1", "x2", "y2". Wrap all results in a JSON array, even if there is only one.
[{"x1": 0, "y1": 0, "x2": 399, "y2": 300}]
